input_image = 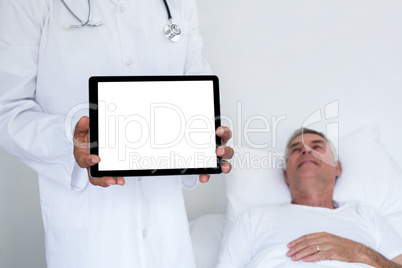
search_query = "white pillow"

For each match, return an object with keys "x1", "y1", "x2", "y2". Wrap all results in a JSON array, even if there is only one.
[
  {"x1": 225, "y1": 148, "x2": 291, "y2": 226},
  {"x1": 225, "y1": 124, "x2": 402, "y2": 236}
]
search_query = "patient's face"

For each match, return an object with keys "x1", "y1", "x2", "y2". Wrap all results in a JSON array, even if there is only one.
[{"x1": 284, "y1": 134, "x2": 341, "y2": 188}]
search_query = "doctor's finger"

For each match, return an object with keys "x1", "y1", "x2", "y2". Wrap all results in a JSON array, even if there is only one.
[
  {"x1": 199, "y1": 174, "x2": 210, "y2": 183},
  {"x1": 216, "y1": 126, "x2": 232, "y2": 146},
  {"x1": 216, "y1": 146, "x2": 234, "y2": 160},
  {"x1": 89, "y1": 176, "x2": 116, "y2": 187},
  {"x1": 221, "y1": 160, "x2": 231, "y2": 174},
  {"x1": 87, "y1": 169, "x2": 125, "y2": 187},
  {"x1": 76, "y1": 154, "x2": 100, "y2": 169},
  {"x1": 95, "y1": 177, "x2": 125, "y2": 186},
  {"x1": 115, "y1": 177, "x2": 126, "y2": 186}
]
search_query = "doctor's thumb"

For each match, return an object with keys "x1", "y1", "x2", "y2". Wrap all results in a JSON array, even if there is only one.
[{"x1": 75, "y1": 116, "x2": 90, "y2": 135}]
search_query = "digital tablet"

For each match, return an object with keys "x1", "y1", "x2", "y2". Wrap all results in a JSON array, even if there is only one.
[{"x1": 89, "y1": 75, "x2": 222, "y2": 177}]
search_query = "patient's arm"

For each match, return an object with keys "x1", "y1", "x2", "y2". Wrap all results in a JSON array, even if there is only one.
[
  {"x1": 287, "y1": 232, "x2": 402, "y2": 267},
  {"x1": 392, "y1": 254, "x2": 402, "y2": 265},
  {"x1": 359, "y1": 249, "x2": 402, "y2": 267}
]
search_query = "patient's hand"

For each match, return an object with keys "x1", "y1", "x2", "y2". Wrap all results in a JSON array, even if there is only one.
[
  {"x1": 286, "y1": 232, "x2": 402, "y2": 267},
  {"x1": 198, "y1": 126, "x2": 234, "y2": 183},
  {"x1": 286, "y1": 232, "x2": 365, "y2": 263}
]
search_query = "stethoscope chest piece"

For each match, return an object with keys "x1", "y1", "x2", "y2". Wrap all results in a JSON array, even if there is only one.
[{"x1": 164, "y1": 22, "x2": 181, "y2": 42}]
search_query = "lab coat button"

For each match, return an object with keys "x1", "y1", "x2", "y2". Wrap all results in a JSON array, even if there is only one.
[
  {"x1": 118, "y1": 5, "x2": 126, "y2": 13},
  {"x1": 142, "y1": 229, "x2": 147, "y2": 239},
  {"x1": 126, "y1": 60, "x2": 134, "y2": 69}
]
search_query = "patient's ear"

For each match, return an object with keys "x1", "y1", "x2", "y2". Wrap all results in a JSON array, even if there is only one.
[
  {"x1": 283, "y1": 170, "x2": 289, "y2": 185},
  {"x1": 336, "y1": 161, "x2": 342, "y2": 178}
]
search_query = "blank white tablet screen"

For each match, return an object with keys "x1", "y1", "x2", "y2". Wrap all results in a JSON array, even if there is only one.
[{"x1": 97, "y1": 80, "x2": 217, "y2": 171}]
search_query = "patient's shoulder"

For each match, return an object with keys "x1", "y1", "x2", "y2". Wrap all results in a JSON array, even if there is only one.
[
  {"x1": 346, "y1": 201, "x2": 382, "y2": 224},
  {"x1": 346, "y1": 201, "x2": 378, "y2": 215}
]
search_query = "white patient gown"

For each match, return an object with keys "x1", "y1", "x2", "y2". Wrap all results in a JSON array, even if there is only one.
[
  {"x1": 0, "y1": 0, "x2": 211, "y2": 267},
  {"x1": 218, "y1": 203, "x2": 402, "y2": 268}
]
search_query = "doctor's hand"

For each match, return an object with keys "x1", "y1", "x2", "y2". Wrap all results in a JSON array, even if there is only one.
[
  {"x1": 73, "y1": 116, "x2": 125, "y2": 187},
  {"x1": 286, "y1": 232, "x2": 366, "y2": 263},
  {"x1": 199, "y1": 126, "x2": 234, "y2": 183}
]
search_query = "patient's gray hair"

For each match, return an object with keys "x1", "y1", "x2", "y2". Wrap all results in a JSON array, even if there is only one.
[{"x1": 283, "y1": 128, "x2": 338, "y2": 170}]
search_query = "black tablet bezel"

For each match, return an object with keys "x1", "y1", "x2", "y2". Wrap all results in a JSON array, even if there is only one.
[{"x1": 89, "y1": 75, "x2": 222, "y2": 177}]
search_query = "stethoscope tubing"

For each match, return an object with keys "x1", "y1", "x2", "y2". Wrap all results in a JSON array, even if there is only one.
[
  {"x1": 162, "y1": 0, "x2": 173, "y2": 20},
  {"x1": 61, "y1": 0, "x2": 181, "y2": 41},
  {"x1": 61, "y1": 0, "x2": 102, "y2": 28}
]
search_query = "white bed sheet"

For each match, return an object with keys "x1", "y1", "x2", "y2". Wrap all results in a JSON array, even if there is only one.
[{"x1": 190, "y1": 214, "x2": 226, "y2": 268}]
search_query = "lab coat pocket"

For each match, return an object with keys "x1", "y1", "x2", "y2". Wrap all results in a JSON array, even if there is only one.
[{"x1": 150, "y1": 18, "x2": 189, "y2": 74}]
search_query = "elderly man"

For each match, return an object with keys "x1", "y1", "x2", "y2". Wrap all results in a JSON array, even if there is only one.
[{"x1": 218, "y1": 128, "x2": 402, "y2": 267}]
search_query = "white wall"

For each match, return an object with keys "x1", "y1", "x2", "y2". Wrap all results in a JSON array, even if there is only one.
[
  {"x1": 0, "y1": 152, "x2": 46, "y2": 267},
  {"x1": 196, "y1": 0, "x2": 402, "y2": 155},
  {"x1": 1, "y1": 0, "x2": 402, "y2": 266}
]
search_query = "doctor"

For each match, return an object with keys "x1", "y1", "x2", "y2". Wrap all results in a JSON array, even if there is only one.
[{"x1": 0, "y1": 0, "x2": 233, "y2": 267}]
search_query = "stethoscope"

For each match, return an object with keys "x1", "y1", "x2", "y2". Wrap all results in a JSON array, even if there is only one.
[{"x1": 60, "y1": 0, "x2": 181, "y2": 42}]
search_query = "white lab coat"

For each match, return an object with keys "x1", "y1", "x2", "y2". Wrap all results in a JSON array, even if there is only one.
[{"x1": 0, "y1": 0, "x2": 211, "y2": 267}]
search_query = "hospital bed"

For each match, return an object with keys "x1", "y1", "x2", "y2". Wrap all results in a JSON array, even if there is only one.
[{"x1": 188, "y1": 124, "x2": 402, "y2": 268}]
